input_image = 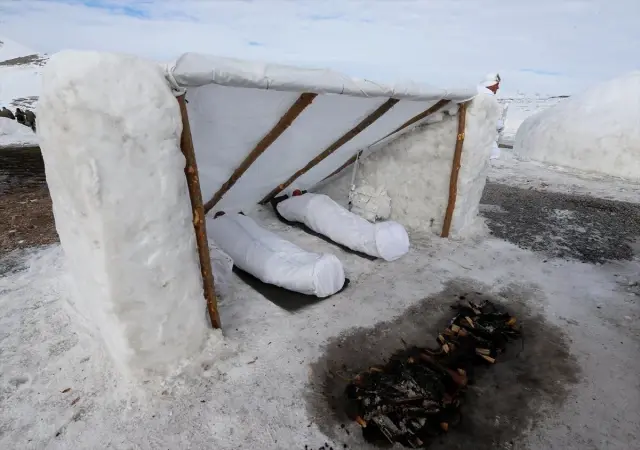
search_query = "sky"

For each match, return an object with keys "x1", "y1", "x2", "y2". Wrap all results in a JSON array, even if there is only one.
[{"x1": 1, "y1": 0, "x2": 639, "y2": 96}]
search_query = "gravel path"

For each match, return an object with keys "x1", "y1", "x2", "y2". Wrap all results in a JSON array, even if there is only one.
[
  {"x1": 480, "y1": 182, "x2": 640, "y2": 264},
  {"x1": 0, "y1": 146, "x2": 56, "y2": 255}
]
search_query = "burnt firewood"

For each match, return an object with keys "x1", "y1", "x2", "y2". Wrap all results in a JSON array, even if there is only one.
[{"x1": 344, "y1": 299, "x2": 522, "y2": 448}]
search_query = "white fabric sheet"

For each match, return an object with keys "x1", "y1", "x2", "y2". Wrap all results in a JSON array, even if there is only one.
[
  {"x1": 276, "y1": 193, "x2": 409, "y2": 261},
  {"x1": 206, "y1": 213, "x2": 345, "y2": 297},
  {"x1": 168, "y1": 53, "x2": 476, "y2": 102}
]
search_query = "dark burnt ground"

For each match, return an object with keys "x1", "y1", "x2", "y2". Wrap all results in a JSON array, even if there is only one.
[
  {"x1": 306, "y1": 279, "x2": 581, "y2": 450},
  {"x1": 0, "y1": 147, "x2": 57, "y2": 258},
  {"x1": 480, "y1": 182, "x2": 640, "y2": 264}
]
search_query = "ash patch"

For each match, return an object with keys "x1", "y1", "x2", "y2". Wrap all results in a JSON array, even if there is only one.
[
  {"x1": 481, "y1": 182, "x2": 640, "y2": 263},
  {"x1": 306, "y1": 279, "x2": 580, "y2": 449}
]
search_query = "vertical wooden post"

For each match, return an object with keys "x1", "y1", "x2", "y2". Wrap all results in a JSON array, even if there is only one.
[
  {"x1": 441, "y1": 101, "x2": 469, "y2": 238},
  {"x1": 177, "y1": 94, "x2": 222, "y2": 329}
]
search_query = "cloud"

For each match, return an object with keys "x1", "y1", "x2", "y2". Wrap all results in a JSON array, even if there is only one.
[{"x1": 0, "y1": 0, "x2": 639, "y2": 95}]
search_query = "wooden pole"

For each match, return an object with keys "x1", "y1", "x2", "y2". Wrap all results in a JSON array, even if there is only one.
[
  {"x1": 441, "y1": 101, "x2": 469, "y2": 238},
  {"x1": 177, "y1": 94, "x2": 222, "y2": 329},
  {"x1": 320, "y1": 99, "x2": 451, "y2": 183},
  {"x1": 203, "y1": 93, "x2": 318, "y2": 213},
  {"x1": 378, "y1": 98, "x2": 450, "y2": 144},
  {"x1": 260, "y1": 98, "x2": 400, "y2": 204}
]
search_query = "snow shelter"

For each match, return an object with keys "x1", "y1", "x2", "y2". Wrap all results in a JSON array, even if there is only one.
[{"x1": 37, "y1": 51, "x2": 500, "y2": 379}]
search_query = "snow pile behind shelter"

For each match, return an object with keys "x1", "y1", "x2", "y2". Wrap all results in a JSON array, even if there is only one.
[
  {"x1": 37, "y1": 51, "x2": 212, "y2": 380},
  {"x1": 320, "y1": 94, "x2": 500, "y2": 235},
  {"x1": 514, "y1": 72, "x2": 640, "y2": 180}
]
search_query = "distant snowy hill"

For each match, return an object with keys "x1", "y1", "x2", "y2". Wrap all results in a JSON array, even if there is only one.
[{"x1": 0, "y1": 35, "x2": 47, "y2": 111}]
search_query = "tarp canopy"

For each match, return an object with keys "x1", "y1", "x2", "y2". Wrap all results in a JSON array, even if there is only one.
[{"x1": 167, "y1": 53, "x2": 478, "y2": 213}]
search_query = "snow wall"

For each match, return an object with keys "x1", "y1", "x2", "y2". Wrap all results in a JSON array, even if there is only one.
[
  {"x1": 514, "y1": 72, "x2": 640, "y2": 180},
  {"x1": 170, "y1": 52, "x2": 491, "y2": 236},
  {"x1": 319, "y1": 93, "x2": 500, "y2": 235},
  {"x1": 37, "y1": 51, "x2": 210, "y2": 379}
]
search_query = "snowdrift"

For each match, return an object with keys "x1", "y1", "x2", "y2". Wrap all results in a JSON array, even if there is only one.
[
  {"x1": 514, "y1": 72, "x2": 640, "y2": 180},
  {"x1": 37, "y1": 49, "x2": 499, "y2": 378}
]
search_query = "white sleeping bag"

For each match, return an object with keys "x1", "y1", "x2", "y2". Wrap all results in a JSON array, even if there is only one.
[
  {"x1": 276, "y1": 193, "x2": 410, "y2": 262},
  {"x1": 206, "y1": 213, "x2": 345, "y2": 297}
]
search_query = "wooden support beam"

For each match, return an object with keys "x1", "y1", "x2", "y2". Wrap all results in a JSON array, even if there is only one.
[
  {"x1": 441, "y1": 101, "x2": 469, "y2": 238},
  {"x1": 203, "y1": 93, "x2": 318, "y2": 213},
  {"x1": 321, "y1": 98, "x2": 451, "y2": 182},
  {"x1": 382, "y1": 98, "x2": 450, "y2": 142},
  {"x1": 177, "y1": 94, "x2": 222, "y2": 329},
  {"x1": 260, "y1": 98, "x2": 400, "y2": 204}
]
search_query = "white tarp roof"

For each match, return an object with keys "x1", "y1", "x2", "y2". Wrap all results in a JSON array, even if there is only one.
[
  {"x1": 167, "y1": 53, "x2": 478, "y2": 213},
  {"x1": 169, "y1": 53, "x2": 476, "y2": 103}
]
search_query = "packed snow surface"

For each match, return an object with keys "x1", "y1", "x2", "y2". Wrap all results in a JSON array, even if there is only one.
[
  {"x1": 515, "y1": 72, "x2": 640, "y2": 180},
  {"x1": 37, "y1": 50, "x2": 212, "y2": 379},
  {"x1": 1, "y1": 201, "x2": 639, "y2": 448},
  {"x1": 0, "y1": 117, "x2": 37, "y2": 147}
]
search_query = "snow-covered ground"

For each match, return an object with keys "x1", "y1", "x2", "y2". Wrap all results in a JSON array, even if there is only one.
[
  {"x1": 489, "y1": 150, "x2": 640, "y2": 204},
  {"x1": 1, "y1": 195, "x2": 639, "y2": 449},
  {"x1": 0, "y1": 117, "x2": 37, "y2": 147}
]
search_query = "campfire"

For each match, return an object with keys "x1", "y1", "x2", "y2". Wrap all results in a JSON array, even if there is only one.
[{"x1": 344, "y1": 299, "x2": 522, "y2": 448}]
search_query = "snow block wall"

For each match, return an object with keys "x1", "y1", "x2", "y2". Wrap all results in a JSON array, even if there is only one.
[
  {"x1": 515, "y1": 72, "x2": 640, "y2": 180},
  {"x1": 323, "y1": 93, "x2": 500, "y2": 236},
  {"x1": 37, "y1": 51, "x2": 210, "y2": 379}
]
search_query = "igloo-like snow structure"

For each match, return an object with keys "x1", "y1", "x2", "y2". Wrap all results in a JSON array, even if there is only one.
[
  {"x1": 38, "y1": 50, "x2": 499, "y2": 379},
  {"x1": 514, "y1": 72, "x2": 640, "y2": 180}
]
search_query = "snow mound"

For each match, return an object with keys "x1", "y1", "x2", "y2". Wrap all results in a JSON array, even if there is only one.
[
  {"x1": 0, "y1": 117, "x2": 37, "y2": 147},
  {"x1": 514, "y1": 72, "x2": 640, "y2": 180},
  {"x1": 497, "y1": 96, "x2": 568, "y2": 148},
  {"x1": 38, "y1": 50, "x2": 212, "y2": 379}
]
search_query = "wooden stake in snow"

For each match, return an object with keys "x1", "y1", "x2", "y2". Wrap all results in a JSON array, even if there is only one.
[
  {"x1": 260, "y1": 98, "x2": 400, "y2": 204},
  {"x1": 203, "y1": 93, "x2": 318, "y2": 213},
  {"x1": 441, "y1": 101, "x2": 469, "y2": 238},
  {"x1": 177, "y1": 94, "x2": 222, "y2": 330}
]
